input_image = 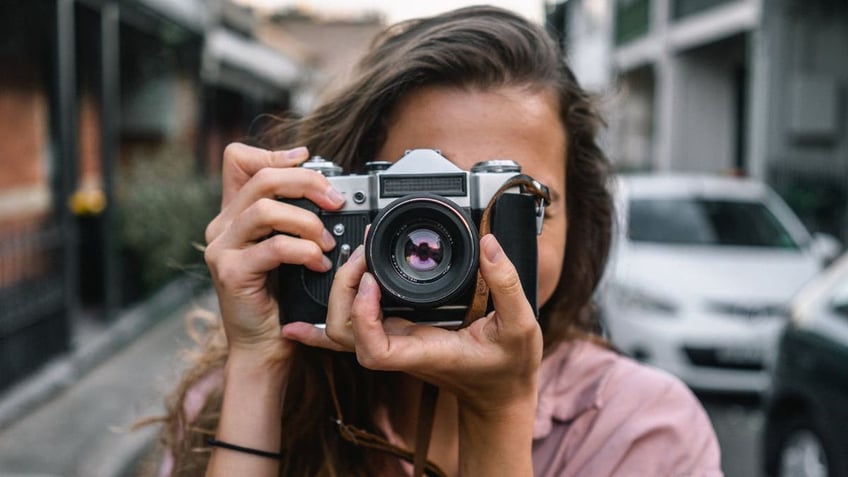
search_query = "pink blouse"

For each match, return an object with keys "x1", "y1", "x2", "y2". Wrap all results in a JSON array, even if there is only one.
[
  {"x1": 531, "y1": 339, "x2": 723, "y2": 476},
  {"x1": 162, "y1": 340, "x2": 722, "y2": 476}
]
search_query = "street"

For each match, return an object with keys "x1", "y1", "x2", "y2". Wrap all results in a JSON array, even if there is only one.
[
  {"x1": 701, "y1": 394, "x2": 765, "y2": 477},
  {"x1": 0, "y1": 301, "x2": 194, "y2": 476}
]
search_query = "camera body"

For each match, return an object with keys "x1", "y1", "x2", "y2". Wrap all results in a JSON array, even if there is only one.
[{"x1": 275, "y1": 149, "x2": 546, "y2": 327}]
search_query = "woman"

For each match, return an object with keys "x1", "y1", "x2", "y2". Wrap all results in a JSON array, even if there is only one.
[{"x1": 156, "y1": 6, "x2": 721, "y2": 476}]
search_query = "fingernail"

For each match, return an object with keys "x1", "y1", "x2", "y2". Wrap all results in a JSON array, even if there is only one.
[
  {"x1": 322, "y1": 228, "x2": 336, "y2": 249},
  {"x1": 321, "y1": 255, "x2": 333, "y2": 271},
  {"x1": 284, "y1": 146, "x2": 308, "y2": 161},
  {"x1": 349, "y1": 244, "x2": 364, "y2": 263},
  {"x1": 482, "y1": 234, "x2": 502, "y2": 263},
  {"x1": 358, "y1": 273, "x2": 375, "y2": 296},
  {"x1": 325, "y1": 186, "x2": 346, "y2": 206}
]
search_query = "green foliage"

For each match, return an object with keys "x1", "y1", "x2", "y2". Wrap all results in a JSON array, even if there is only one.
[{"x1": 117, "y1": 146, "x2": 219, "y2": 293}]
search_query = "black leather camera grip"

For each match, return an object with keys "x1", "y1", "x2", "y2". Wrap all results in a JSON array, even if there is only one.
[{"x1": 275, "y1": 197, "x2": 370, "y2": 325}]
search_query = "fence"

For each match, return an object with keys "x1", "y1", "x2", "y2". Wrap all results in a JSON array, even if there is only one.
[{"x1": 0, "y1": 222, "x2": 69, "y2": 392}]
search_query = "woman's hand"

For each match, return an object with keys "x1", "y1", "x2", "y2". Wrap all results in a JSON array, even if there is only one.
[
  {"x1": 203, "y1": 142, "x2": 346, "y2": 365},
  {"x1": 282, "y1": 233, "x2": 543, "y2": 414},
  {"x1": 281, "y1": 224, "x2": 541, "y2": 475},
  {"x1": 205, "y1": 143, "x2": 350, "y2": 476}
]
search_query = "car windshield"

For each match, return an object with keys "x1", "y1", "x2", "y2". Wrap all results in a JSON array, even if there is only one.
[{"x1": 628, "y1": 198, "x2": 799, "y2": 248}]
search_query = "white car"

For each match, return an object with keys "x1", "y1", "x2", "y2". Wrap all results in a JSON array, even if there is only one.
[{"x1": 598, "y1": 174, "x2": 839, "y2": 394}]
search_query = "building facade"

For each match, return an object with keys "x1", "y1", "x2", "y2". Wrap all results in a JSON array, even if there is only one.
[
  {"x1": 0, "y1": 0, "x2": 305, "y2": 391},
  {"x1": 549, "y1": 0, "x2": 848, "y2": 241}
]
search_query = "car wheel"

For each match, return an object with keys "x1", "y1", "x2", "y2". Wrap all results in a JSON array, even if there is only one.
[{"x1": 777, "y1": 427, "x2": 829, "y2": 477}]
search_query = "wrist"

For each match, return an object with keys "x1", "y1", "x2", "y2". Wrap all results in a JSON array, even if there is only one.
[
  {"x1": 457, "y1": 389, "x2": 537, "y2": 475},
  {"x1": 456, "y1": 371, "x2": 538, "y2": 418},
  {"x1": 226, "y1": 344, "x2": 290, "y2": 374},
  {"x1": 227, "y1": 334, "x2": 293, "y2": 370},
  {"x1": 217, "y1": 349, "x2": 290, "y2": 441},
  {"x1": 224, "y1": 346, "x2": 291, "y2": 401},
  {"x1": 458, "y1": 388, "x2": 537, "y2": 428},
  {"x1": 210, "y1": 344, "x2": 289, "y2": 476}
]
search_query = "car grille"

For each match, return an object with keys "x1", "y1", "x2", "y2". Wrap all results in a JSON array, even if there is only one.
[
  {"x1": 706, "y1": 301, "x2": 788, "y2": 321},
  {"x1": 683, "y1": 346, "x2": 764, "y2": 370}
]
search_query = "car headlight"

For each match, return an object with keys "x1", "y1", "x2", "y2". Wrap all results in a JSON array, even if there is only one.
[{"x1": 608, "y1": 283, "x2": 679, "y2": 316}]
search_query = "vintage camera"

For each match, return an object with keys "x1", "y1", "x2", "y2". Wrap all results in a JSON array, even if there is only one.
[{"x1": 275, "y1": 149, "x2": 548, "y2": 327}]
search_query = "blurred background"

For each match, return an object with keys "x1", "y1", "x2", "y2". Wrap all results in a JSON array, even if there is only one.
[{"x1": 0, "y1": 0, "x2": 845, "y2": 476}]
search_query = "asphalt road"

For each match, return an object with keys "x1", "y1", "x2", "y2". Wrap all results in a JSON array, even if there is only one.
[
  {"x1": 700, "y1": 393, "x2": 766, "y2": 477},
  {"x1": 0, "y1": 301, "x2": 195, "y2": 477}
]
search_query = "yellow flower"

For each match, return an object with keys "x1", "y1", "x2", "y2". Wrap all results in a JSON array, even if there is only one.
[{"x1": 69, "y1": 188, "x2": 107, "y2": 216}]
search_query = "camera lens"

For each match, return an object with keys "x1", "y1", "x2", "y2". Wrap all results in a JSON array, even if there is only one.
[
  {"x1": 366, "y1": 194, "x2": 478, "y2": 309},
  {"x1": 394, "y1": 224, "x2": 451, "y2": 282},
  {"x1": 404, "y1": 229, "x2": 443, "y2": 272}
]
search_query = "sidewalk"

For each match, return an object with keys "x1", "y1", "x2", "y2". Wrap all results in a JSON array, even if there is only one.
[{"x1": 0, "y1": 281, "x2": 214, "y2": 477}]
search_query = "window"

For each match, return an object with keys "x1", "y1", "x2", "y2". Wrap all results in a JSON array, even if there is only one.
[
  {"x1": 672, "y1": 0, "x2": 737, "y2": 20},
  {"x1": 614, "y1": 0, "x2": 651, "y2": 45},
  {"x1": 628, "y1": 198, "x2": 799, "y2": 248}
]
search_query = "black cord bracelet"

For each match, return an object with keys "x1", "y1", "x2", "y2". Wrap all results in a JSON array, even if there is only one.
[{"x1": 207, "y1": 438, "x2": 283, "y2": 460}]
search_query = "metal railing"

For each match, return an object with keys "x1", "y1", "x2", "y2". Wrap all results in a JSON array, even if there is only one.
[{"x1": 0, "y1": 223, "x2": 69, "y2": 391}]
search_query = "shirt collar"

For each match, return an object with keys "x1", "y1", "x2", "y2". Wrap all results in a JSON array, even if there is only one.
[{"x1": 533, "y1": 339, "x2": 618, "y2": 439}]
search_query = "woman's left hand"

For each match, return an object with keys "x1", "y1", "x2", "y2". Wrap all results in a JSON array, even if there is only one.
[{"x1": 281, "y1": 233, "x2": 543, "y2": 415}]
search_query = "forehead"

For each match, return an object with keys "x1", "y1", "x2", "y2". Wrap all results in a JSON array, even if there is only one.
[{"x1": 377, "y1": 86, "x2": 567, "y2": 181}]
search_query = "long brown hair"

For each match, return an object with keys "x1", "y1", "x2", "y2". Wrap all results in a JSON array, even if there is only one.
[{"x1": 158, "y1": 5, "x2": 613, "y2": 476}]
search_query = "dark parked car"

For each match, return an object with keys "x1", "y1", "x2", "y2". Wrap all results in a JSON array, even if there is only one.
[{"x1": 763, "y1": 253, "x2": 848, "y2": 477}]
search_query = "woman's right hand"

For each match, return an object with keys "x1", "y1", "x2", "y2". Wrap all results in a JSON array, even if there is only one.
[{"x1": 203, "y1": 143, "x2": 346, "y2": 365}]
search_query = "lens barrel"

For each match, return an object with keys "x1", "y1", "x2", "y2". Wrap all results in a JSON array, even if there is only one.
[{"x1": 365, "y1": 194, "x2": 478, "y2": 308}]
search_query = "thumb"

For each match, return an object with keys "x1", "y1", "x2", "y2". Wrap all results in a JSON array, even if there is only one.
[{"x1": 478, "y1": 234, "x2": 535, "y2": 330}]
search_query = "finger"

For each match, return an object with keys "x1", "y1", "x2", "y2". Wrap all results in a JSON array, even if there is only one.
[
  {"x1": 380, "y1": 316, "x2": 419, "y2": 336},
  {"x1": 205, "y1": 235, "x2": 330, "y2": 297},
  {"x1": 232, "y1": 233, "x2": 332, "y2": 275},
  {"x1": 478, "y1": 234, "x2": 536, "y2": 333},
  {"x1": 349, "y1": 272, "x2": 397, "y2": 370},
  {"x1": 221, "y1": 143, "x2": 309, "y2": 208},
  {"x1": 208, "y1": 167, "x2": 345, "y2": 243},
  {"x1": 223, "y1": 198, "x2": 336, "y2": 251},
  {"x1": 280, "y1": 322, "x2": 348, "y2": 352},
  {"x1": 239, "y1": 166, "x2": 345, "y2": 212},
  {"x1": 324, "y1": 245, "x2": 366, "y2": 349}
]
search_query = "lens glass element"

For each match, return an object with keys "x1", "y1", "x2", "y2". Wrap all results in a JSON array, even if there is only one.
[
  {"x1": 404, "y1": 229, "x2": 443, "y2": 272},
  {"x1": 392, "y1": 222, "x2": 453, "y2": 282}
]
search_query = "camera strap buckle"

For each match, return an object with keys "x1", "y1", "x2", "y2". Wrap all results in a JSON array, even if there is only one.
[{"x1": 526, "y1": 179, "x2": 550, "y2": 235}]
